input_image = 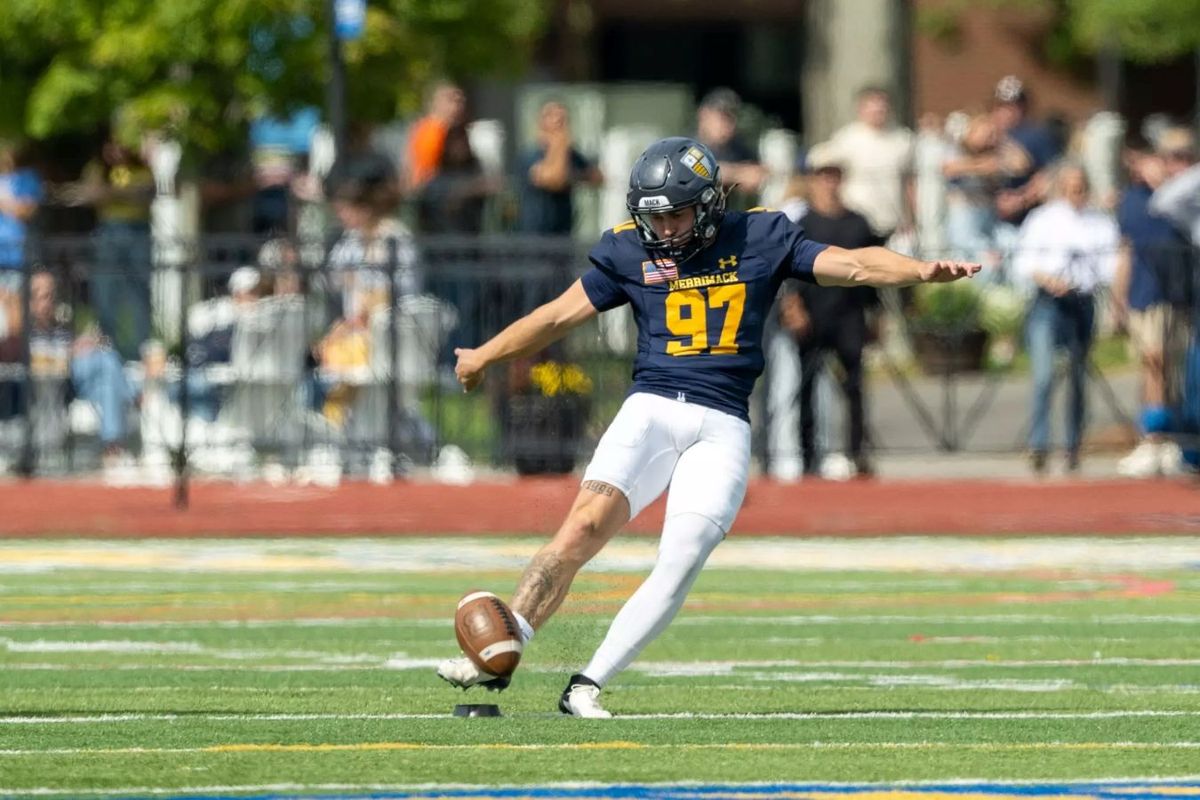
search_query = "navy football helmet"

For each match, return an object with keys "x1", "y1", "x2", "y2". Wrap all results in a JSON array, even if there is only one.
[{"x1": 626, "y1": 137, "x2": 726, "y2": 264}]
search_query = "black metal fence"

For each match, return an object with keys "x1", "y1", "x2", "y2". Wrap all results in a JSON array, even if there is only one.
[{"x1": 0, "y1": 232, "x2": 1196, "y2": 487}]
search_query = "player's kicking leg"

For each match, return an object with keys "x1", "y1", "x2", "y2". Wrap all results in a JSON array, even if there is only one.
[
  {"x1": 560, "y1": 408, "x2": 750, "y2": 718},
  {"x1": 438, "y1": 393, "x2": 684, "y2": 695},
  {"x1": 437, "y1": 482, "x2": 629, "y2": 691}
]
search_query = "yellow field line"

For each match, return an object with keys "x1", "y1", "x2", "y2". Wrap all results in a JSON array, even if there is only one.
[{"x1": 211, "y1": 741, "x2": 649, "y2": 753}]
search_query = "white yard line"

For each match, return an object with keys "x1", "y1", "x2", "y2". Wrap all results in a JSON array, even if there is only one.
[
  {"x1": 3, "y1": 741, "x2": 1200, "y2": 756},
  {"x1": 3, "y1": 613, "x2": 1200, "y2": 629},
  {"x1": 1, "y1": 710, "x2": 1198, "y2": 725},
  {"x1": 6, "y1": 682, "x2": 1199, "y2": 696},
  {"x1": 3, "y1": 656, "x2": 1197, "y2": 673},
  {"x1": 0, "y1": 617, "x2": 417, "y2": 629},
  {"x1": 628, "y1": 657, "x2": 1200, "y2": 670},
  {"x1": 674, "y1": 614, "x2": 1200, "y2": 625}
]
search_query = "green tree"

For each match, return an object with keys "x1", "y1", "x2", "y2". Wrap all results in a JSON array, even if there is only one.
[
  {"x1": 918, "y1": 0, "x2": 1200, "y2": 65},
  {"x1": 0, "y1": 0, "x2": 547, "y2": 151},
  {"x1": 1067, "y1": 0, "x2": 1200, "y2": 62}
]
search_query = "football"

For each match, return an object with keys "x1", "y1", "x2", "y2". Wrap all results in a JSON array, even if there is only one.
[{"x1": 454, "y1": 590, "x2": 523, "y2": 677}]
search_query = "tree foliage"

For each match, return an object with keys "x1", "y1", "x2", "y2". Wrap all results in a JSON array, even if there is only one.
[
  {"x1": 0, "y1": 0, "x2": 547, "y2": 151},
  {"x1": 1067, "y1": 0, "x2": 1200, "y2": 62},
  {"x1": 918, "y1": 0, "x2": 1200, "y2": 65}
]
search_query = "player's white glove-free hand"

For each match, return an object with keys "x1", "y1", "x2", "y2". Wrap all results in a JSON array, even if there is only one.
[
  {"x1": 454, "y1": 347, "x2": 487, "y2": 392},
  {"x1": 919, "y1": 260, "x2": 982, "y2": 283}
]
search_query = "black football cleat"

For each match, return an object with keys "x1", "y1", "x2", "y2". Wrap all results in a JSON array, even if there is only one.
[{"x1": 558, "y1": 673, "x2": 611, "y2": 718}]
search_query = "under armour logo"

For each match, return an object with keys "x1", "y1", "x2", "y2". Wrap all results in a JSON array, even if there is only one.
[
  {"x1": 718, "y1": 255, "x2": 738, "y2": 270},
  {"x1": 677, "y1": 392, "x2": 687, "y2": 403}
]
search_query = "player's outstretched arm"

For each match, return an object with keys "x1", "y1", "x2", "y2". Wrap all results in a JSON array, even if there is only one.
[
  {"x1": 813, "y1": 245, "x2": 981, "y2": 288},
  {"x1": 454, "y1": 279, "x2": 598, "y2": 392}
]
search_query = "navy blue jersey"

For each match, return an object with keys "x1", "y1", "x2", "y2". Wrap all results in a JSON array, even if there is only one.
[{"x1": 581, "y1": 209, "x2": 829, "y2": 421}]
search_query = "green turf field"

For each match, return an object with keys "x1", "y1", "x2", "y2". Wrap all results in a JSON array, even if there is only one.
[{"x1": 0, "y1": 536, "x2": 1198, "y2": 798}]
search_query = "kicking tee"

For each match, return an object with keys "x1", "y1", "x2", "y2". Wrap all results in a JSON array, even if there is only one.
[{"x1": 581, "y1": 209, "x2": 828, "y2": 421}]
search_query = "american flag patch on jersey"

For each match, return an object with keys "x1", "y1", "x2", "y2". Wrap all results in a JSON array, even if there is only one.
[{"x1": 642, "y1": 258, "x2": 678, "y2": 284}]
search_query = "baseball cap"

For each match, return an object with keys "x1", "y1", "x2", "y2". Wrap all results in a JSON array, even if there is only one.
[
  {"x1": 1156, "y1": 126, "x2": 1195, "y2": 159},
  {"x1": 803, "y1": 142, "x2": 845, "y2": 173},
  {"x1": 994, "y1": 75, "x2": 1027, "y2": 105},
  {"x1": 228, "y1": 266, "x2": 261, "y2": 295}
]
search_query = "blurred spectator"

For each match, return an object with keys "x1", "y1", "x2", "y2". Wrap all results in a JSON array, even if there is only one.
[
  {"x1": 197, "y1": 149, "x2": 259, "y2": 241},
  {"x1": 1113, "y1": 133, "x2": 1193, "y2": 477},
  {"x1": 0, "y1": 142, "x2": 41, "y2": 353},
  {"x1": 913, "y1": 112, "x2": 955, "y2": 255},
  {"x1": 247, "y1": 107, "x2": 321, "y2": 235},
  {"x1": 0, "y1": 280, "x2": 25, "y2": 423},
  {"x1": 200, "y1": 144, "x2": 307, "y2": 241},
  {"x1": 778, "y1": 145, "x2": 883, "y2": 478},
  {"x1": 760, "y1": 173, "x2": 811, "y2": 480},
  {"x1": 1012, "y1": 165, "x2": 1119, "y2": 474},
  {"x1": 941, "y1": 113, "x2": 1031, "y2": 269},
  {"x1": 329, "y1": 122, "x2": 402, "y2": 207},
  {"x1": 320, "y1": 169, "x2": 419, "y2": 427},
  {"x1": 256, "y1": 237, "x2": 308, "y2": 303},
  {"x1": 0, "y1": 271, "x2": 133, "y2": 463},
  {"x1": 990, "y1": 76, "x2": 1062, "y2": 228},
  {"x1": 59, "y1": 136, "x2": 155, "y2": 361},
  {"x1": 406, "y1": 82, "x2": 467, "y2": 193},
  {"x1": 823, "y1": 86, "x2": 914, "y2": 239},
  {"x1": 250, "y1": 146, "x2": 299, "y2": 235},
  {"x1": 257, "y1": 236, "x2": 300, "y2": 277},
  {"x1": 1149, "y1": 127, "x2": 1200, "y2": 246},
  {"x1": 778, "y1": 174, "x2": 808, "y2": 225},
  {"x1": 326, "y1": 166, "x2": 418, "y2": 321},
  {"x1": 171, "y1": 266, "x2": 264, "y2": 422},
  {"x1": 515, "y1": 101, "x2": 603, "y2": 235},
  {"x1": 416, "y1": 124, "x2": 499, "y2": 234},
  {"x1": 0, "y1": 141, "x2": 42, "y2": 280},
  {"x1": 695, "y1": 88, "x2": 767, "y2": 207}
]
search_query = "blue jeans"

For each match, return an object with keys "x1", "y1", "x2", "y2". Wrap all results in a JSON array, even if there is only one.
[
  {"x1": 945, "y1": 197, "x2": 996, "y2": 265},
  {"x1": 1026, "y1": 291, "x2": 1095, "y2": 454},
  {"x1": 92, "y1": 221, "x2": 152, "y2": 361},
  {"x1": 71, "y1": 347, "x2": 132, "y2": 446},
  {"x1": 167, "y1": 371, "x2": 225, "y2": 423}
]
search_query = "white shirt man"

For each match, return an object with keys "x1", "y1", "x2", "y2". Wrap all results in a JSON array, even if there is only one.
[
  {"x1": 1011, "y1": 199, "x2": 1119, "y2": 294},
  {"x1": 823, "y1": 87, "x2": 914, "y2": 238}
]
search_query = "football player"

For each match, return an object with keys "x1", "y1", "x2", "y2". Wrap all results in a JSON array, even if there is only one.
[{"x1": 438, "y1": 137, "x2": 980, "y2": 717}]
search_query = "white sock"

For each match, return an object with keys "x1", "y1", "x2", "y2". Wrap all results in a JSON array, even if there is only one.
[
  {"x1": 513, "y1": 610, "x2": 535, "y2": 644},
  {"x1": 582, "y1": 512, "x2": 724, "y2": 686}
]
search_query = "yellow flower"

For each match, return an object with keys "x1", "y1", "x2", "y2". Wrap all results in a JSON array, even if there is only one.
[
  {"x1": 529, "y1": 361, "x2": 592, "y2": 397},
  {"x1": 562, "y1": 365, "x2": 593, "y2": 395}
]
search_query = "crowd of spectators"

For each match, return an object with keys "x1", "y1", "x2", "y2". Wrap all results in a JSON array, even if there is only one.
[
  {"x1": 770, "y1": 76, "x2": 1197, "y2": 478},
  {"x1": 0, "y1": 75, "x2": 1196, "y2": 482}
]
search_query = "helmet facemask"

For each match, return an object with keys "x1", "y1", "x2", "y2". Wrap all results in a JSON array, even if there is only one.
[{"x1": 629, "y1": 184, "x2": 727, "y2": 265}]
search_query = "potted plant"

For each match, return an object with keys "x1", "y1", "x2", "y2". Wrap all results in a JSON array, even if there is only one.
[
  {"x1": 907, "y1": 281, "x2": 989, "y2": 374},
  {"x1": 504, "y1": 357, "x2": 593, "y2": 475},
  {"x1": 978, "y1": 285, "x2": 1026, "y2": 367}
]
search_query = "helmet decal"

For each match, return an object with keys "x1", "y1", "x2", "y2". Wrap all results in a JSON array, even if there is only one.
[
  {"x1": 680, "y1": 147, "x2": 714, "y2": 180},
  {"x1": 637, "y1": 195, "x2": 671, "y2": 208}
]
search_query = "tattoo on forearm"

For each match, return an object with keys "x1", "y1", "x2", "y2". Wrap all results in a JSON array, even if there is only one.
[
  {"x1": 581, "y1": 480, "x2": 615, "y2": 496},
  {"x1": 511, "y1": 551, "x2": 571, "y2": 628}
]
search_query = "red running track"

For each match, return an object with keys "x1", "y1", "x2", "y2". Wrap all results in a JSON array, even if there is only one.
[{"x1": 0, "y1": 477, "x2": 1195, "y2": 537}]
